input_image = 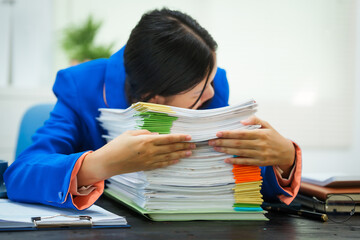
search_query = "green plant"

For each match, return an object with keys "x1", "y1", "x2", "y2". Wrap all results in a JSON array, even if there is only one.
[{"x1": 61, "y1": 15, "x2": 114, "y2": 62}]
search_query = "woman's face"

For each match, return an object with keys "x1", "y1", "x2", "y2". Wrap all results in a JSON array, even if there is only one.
[{"x1": 153, "y1": 62, "x2": 217, "y2": 109}]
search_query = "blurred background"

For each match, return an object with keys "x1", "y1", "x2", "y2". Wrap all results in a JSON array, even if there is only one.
[{"x1": 0, "y1": 0, "x2": 359, "y2": 175}]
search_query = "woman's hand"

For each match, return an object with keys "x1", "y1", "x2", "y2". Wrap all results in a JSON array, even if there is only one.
[
  {"x1": 208, "y1": 116, "x2": 295, "y2": 178},
  {"x1": 78, "y1": 130, "x2": 195, "y2": 186}
]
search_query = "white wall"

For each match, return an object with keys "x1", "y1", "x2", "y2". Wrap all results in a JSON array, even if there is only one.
[
  {"x1": 12, "y1": 0, "x2": 53, "y2": 87},
  {"x1": 53, "y1": 0, "x2": 215, "y2": 71},
  {"x1": 0, "y1": 3, "x2": 11, "y2": 87},
  {"x1": 0, "y1": 0, "x2": 359, "y2": 175},
  {"x1": 0, "y1": 0, "x2": 56, "y2": 163}
]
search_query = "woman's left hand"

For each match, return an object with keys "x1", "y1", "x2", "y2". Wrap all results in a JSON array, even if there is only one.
[{"x1": 208, "y1": 115, "x2": 295, "y2": 177}]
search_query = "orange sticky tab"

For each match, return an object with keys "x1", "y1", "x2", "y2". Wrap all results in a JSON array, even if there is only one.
[{"x1": 232, "y1": 164, "x2": 262, "y2": 184}]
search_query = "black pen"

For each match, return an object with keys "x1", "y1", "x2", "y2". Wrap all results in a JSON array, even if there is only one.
[{"x1": 263, "y1": 205, "x2": 328, "y2": 222}]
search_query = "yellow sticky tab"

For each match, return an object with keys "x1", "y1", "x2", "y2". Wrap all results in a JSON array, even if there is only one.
[{"x1": 131, "y1": 102, "x2": 176, "y2": 114}]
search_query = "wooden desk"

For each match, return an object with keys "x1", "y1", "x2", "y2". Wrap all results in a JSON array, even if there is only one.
[{"x1": 1, "y1": 195, "x2": 359, "y2": 240}]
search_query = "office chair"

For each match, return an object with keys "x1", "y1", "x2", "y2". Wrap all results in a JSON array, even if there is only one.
[{"x1": 15, "y1": 103, "x2": 55, "y2": 159}]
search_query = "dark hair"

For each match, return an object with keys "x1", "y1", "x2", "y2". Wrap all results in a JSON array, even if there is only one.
[{"x1": 124, "y1": 8, "x2": 217, "y2": 108}]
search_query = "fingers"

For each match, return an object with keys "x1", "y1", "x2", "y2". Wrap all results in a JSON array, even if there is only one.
[
  {"x1": 213, "y1": 147, "x2": 259, "y2": 158},
  {"x1": 240, "y1": 115, "x2": 260, "y2": 125},
  {"x1": 156, "y1": 149, "x2": 193, "y2": 162},
  {"x1": 152, "y1": 133, "x2": 192, "y2": 145},
  {"x1": 240, "y1": 115, "x2": 270, "y2": 128},
  {"x1": 126, "y1": 133, "x2": 194, "y2": 172},
  {"x1": 155, "y1": 142, "x2": 196, "y2": 154},
  {"x1": 240, "y1": 115, "x2": 271, "y2": 128},
  {"x1": 216, "y1": 129, "x2": 261, "y2": 140},
  {"x1": 209, "y1": 139, "x2": 258, "y2": 149},
  {"x1": 145, "y1": 149, "x2": 193, "y2": 170},
  {"x1": 125, "y1": 129, "x2": 152, "y2": 136}
]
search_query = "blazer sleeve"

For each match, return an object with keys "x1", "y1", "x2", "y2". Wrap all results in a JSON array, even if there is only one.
[
  {"x1": 259, "y1": 142, "x2": 302, "y2": 203},
  {"x1": 4, "y1": 70, "x2": 103, "y2": 210}
]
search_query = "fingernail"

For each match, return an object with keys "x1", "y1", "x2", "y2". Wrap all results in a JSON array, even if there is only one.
[
  {"x1": 185, "y1": 135, "x2": 192, "y2": 141},
  {"x1": 216, "y1": 132, "x2": 223, "y2": 137},
  {"x1": 151, "y1": 132, "x2": 160, "y2": 135},
  {"x1": 224, "y1": 159, "x2": 231, "y2": 164},
  {"x1": 190, "y1": 143, "x2": 196, "y2": 149},
  {"x1": 208, "y1": 140, "x2": 215, "y2": 146},
  {"x1": 186, "y1": 150, "x2": 192, "y2": 156},
  {"x1": 241, "y1": 119, "x2": 250, "y2": 125}
]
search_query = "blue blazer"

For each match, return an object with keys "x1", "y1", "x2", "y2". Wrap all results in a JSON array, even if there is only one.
[{"x1": 4, "y1": 47, "x2": 291, "y2": 209}]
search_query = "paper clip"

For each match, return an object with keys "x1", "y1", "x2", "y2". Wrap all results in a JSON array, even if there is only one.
[{"x1": 31, "y1": 214, "x2": 92, "y2": 228}]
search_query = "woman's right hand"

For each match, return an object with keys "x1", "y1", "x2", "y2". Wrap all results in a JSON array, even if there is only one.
[{"x1": 77, "y1": 130, "x2": 195, "y2": 186}]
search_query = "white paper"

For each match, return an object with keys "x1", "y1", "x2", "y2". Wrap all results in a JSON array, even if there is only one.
[{"x1": 0, "y1": 199, "x2": 127, "y2": 226}]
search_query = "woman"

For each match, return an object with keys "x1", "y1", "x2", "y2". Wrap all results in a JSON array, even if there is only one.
[{"x1": 4, "y1": 8, "x2": 301, "y2": 210}]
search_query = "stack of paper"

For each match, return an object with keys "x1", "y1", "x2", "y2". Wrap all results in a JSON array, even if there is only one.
[
  {"x1": 98, "y1": 100, "x2": 266, "y2": 221},
  {"x1": 99, "y1": 99, "x2": 260, "y2": 142}
]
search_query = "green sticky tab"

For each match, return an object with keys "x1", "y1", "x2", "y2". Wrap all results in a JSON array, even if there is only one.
[{"x1": 137, "y1": 111, "x2": 178, "y2": 134}]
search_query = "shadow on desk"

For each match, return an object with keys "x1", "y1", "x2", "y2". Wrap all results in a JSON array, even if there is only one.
[{"x1": 1, "y1": 195, "x2": 359, "y2": 240}]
